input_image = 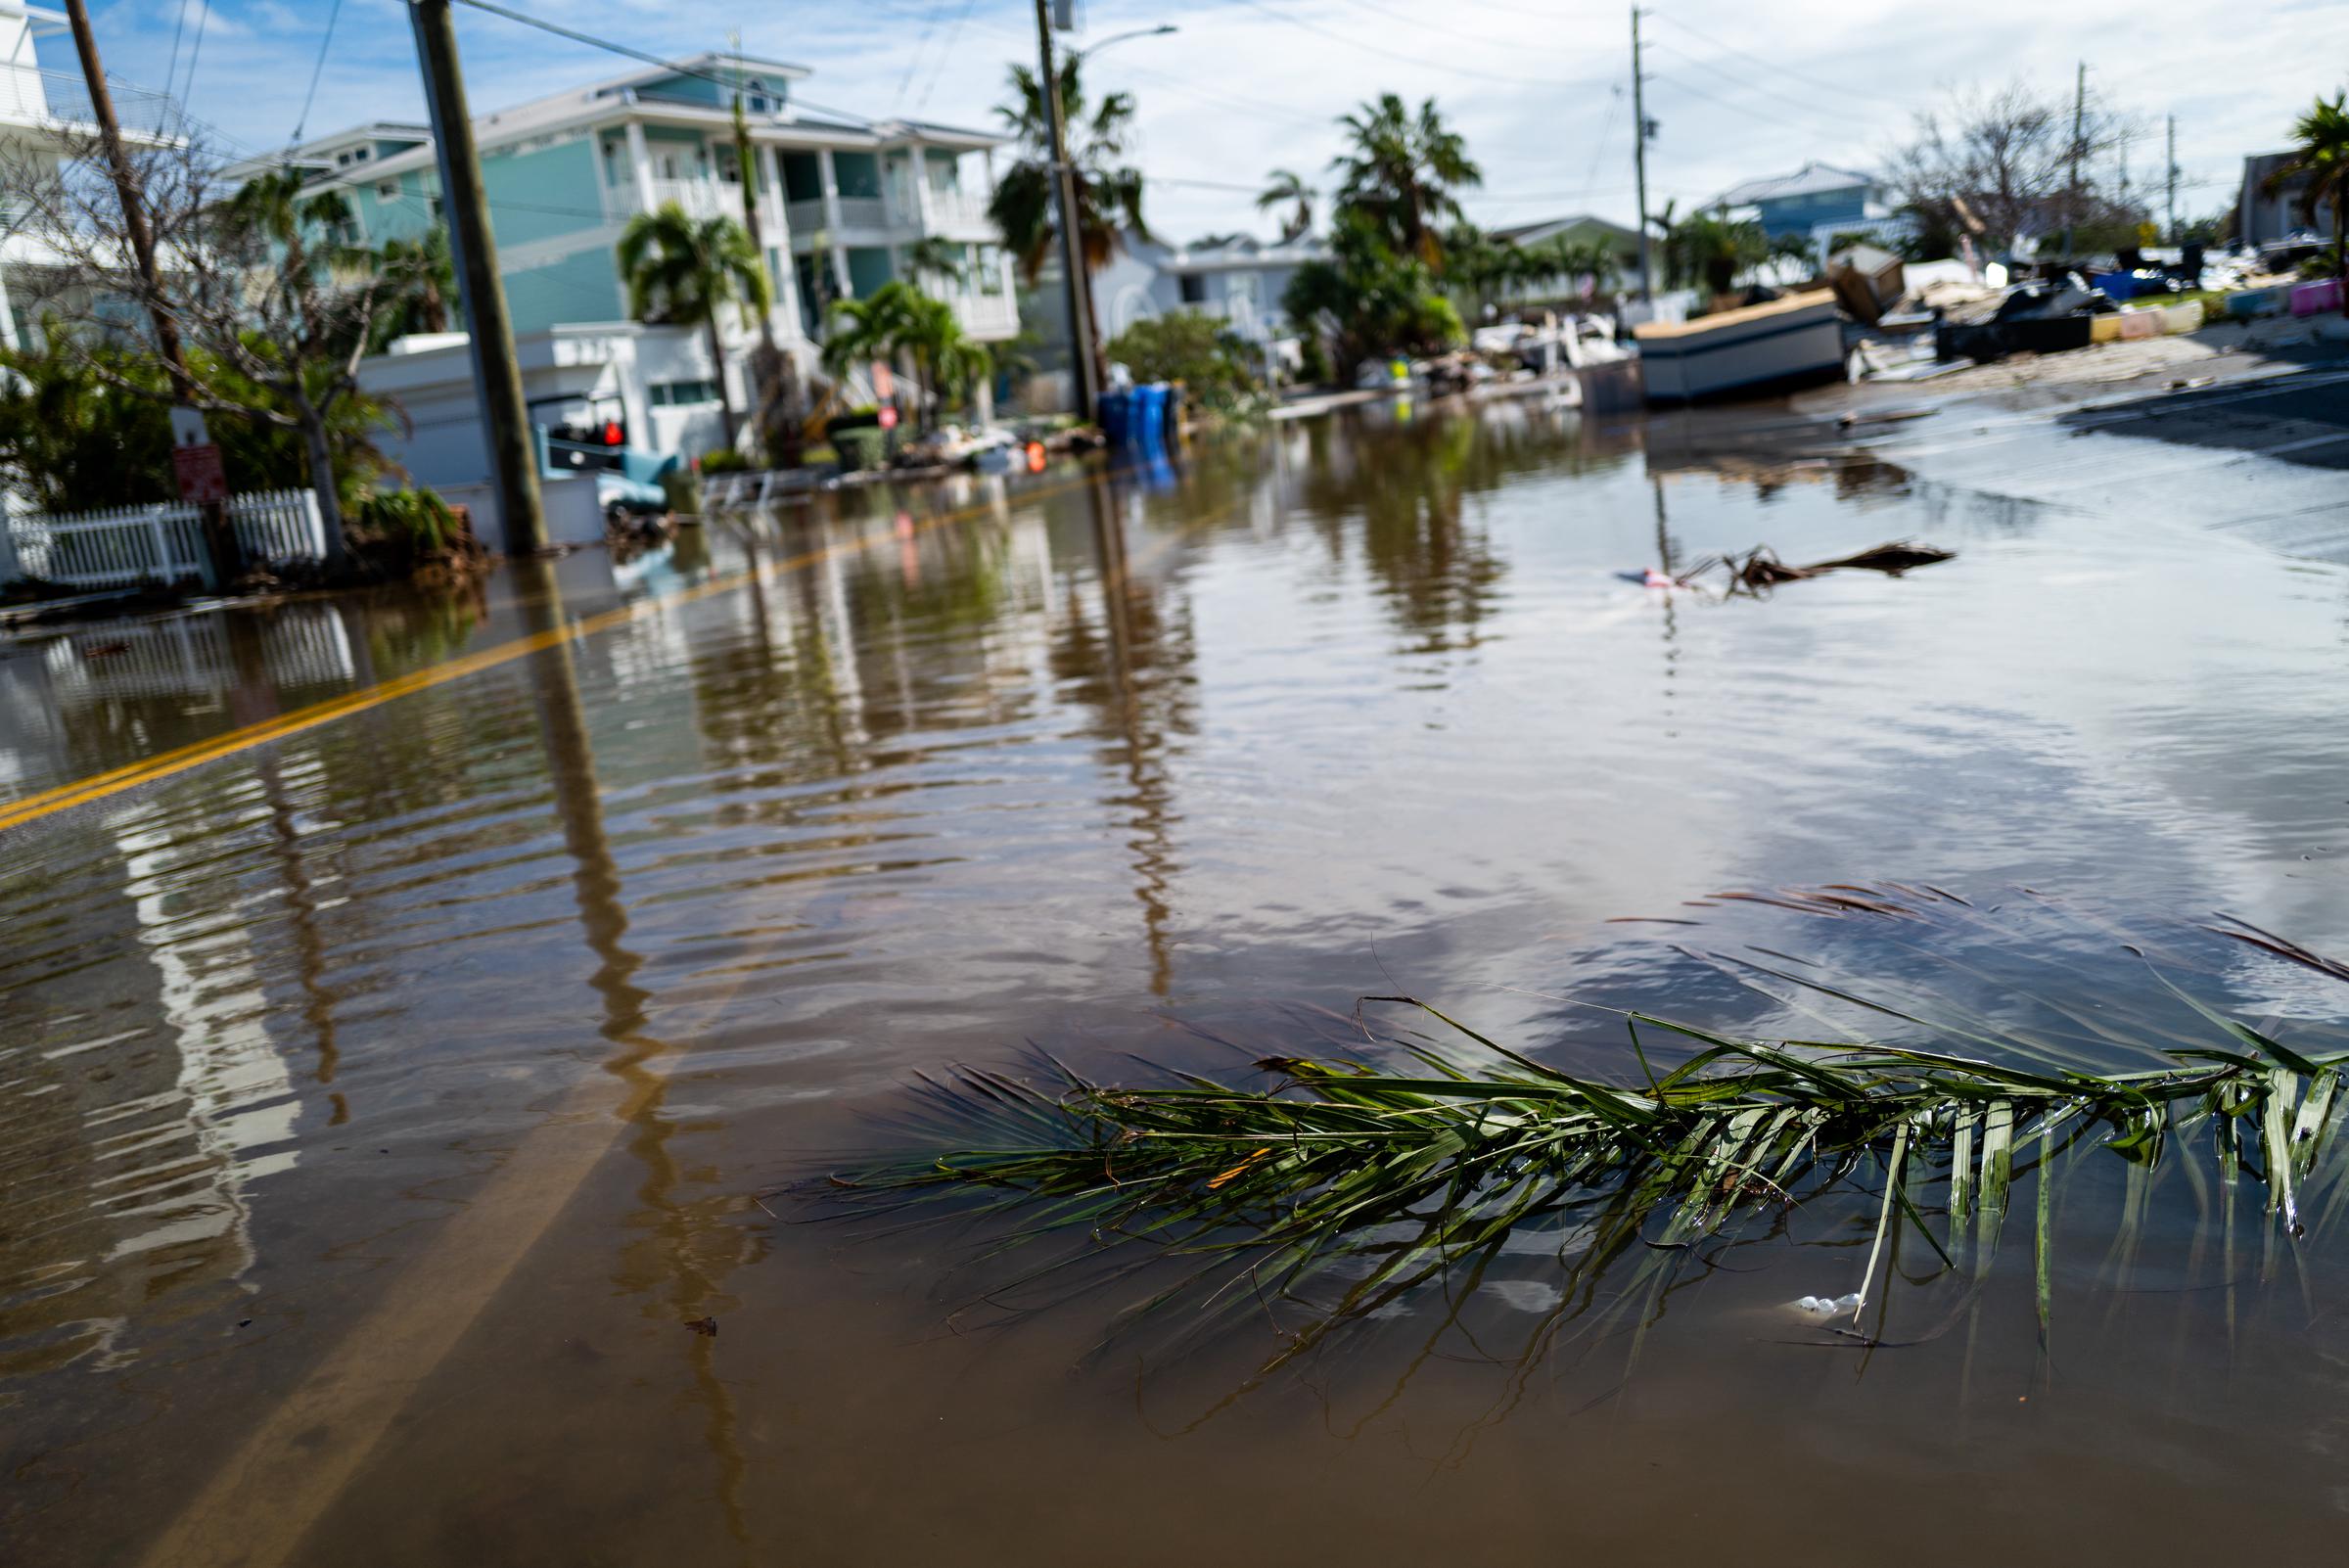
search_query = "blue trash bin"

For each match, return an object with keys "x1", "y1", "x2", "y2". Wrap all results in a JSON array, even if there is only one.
[
  {"x1": 1132, "y1": 385, "x2": 1168, "y2": 446},
  {"x1": 1098, "y1": 390, "x2": 1133, "y2": 444}
]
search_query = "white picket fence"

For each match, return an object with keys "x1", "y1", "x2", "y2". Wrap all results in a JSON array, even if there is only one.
[{"x1": 5, "y1": 489, "x2": 330, "y2": 589}]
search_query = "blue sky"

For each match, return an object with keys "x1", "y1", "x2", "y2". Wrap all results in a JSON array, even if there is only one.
[{"x1": 73, "y1": 0, "x2": 2349, "y2": 243}]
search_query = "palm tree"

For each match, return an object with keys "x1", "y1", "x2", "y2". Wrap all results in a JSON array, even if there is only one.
[
  {"x1": 376, "y1": 227, "x2": 455, "y2": 343},
  {"x1": 822, "y1": 280, "x2": 990, "y2": 437},
  {"x1": 617, "y1": 203, "x2": 771, "y2": 448},
  {"x1": 2270, "y1": 90, "x2": 2349, "y2": 315},
  {"x1": 903, "y1": 236, "x2": 967, "y2": 290},
  {"x1": 1657, "y1": 206, "x2": 1769, "y2": 296},
  {"x1": 1330, "y1": 93, "x2": 1483, "y2": 271},
  {"x1": 1257, "y1": 169, "x2": 1316, "y2": 243},
  {"x1": 987, "y1": 58, "x2": 1150, "y2": 283}
]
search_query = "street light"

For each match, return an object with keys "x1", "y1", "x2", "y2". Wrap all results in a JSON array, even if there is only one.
[
  {"x1": 1029, "y1": 10, "x2": 1175, "y2": 424},
  {"x1": 1072, "y1": 23, "x2": 1177, "y2": 63}
]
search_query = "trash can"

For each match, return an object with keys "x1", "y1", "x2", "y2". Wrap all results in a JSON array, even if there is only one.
[
  {"x1": 1098, "y1": 390, "x2": 1133, "y2": 444},
  {"x1": 1132, "y1": 384, "x2": 1168, "y2": 446}
]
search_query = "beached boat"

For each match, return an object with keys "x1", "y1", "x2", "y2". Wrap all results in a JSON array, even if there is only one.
[{"x1": 1633, "y1": 289, "x2": 1845, "y2": 403}]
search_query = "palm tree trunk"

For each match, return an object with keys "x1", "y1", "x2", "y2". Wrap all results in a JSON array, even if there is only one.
[
  {"x1": 708, "y1": 316, "x2": 738, "y2": 450},
  {"x1": 2337, "y1": 189, "x2": 2346, "y2": 317}
]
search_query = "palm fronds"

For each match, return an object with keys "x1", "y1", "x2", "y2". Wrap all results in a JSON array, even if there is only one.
[{"x1": 823, "y1": 985, "x2": 2349, "y2": 1345}]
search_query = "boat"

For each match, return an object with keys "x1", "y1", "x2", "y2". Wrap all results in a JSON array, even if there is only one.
[{"x1": 1632, "y1": 289, "x2": 1845, "y2": 403}]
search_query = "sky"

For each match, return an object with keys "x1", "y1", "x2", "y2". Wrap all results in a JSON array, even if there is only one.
[{"x1": 70, "y1": 0, "x2": 2349, "y2": 243}]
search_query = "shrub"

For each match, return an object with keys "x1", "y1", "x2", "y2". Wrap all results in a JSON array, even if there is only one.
[
  {"x1": 1105, "y1": 312, "x2": 1261, "y2": 412},
  {"x1": 700, "y1": 448, "x2": 753, "y2": 474}
]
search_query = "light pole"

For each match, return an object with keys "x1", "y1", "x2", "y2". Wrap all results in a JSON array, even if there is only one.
[{"x1": 1031, "y1": 14, "x2": 1175, "y2": 424}]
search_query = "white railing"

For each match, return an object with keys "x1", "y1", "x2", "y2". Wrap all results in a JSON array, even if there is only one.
[
  {"x1": 833, "y1": 196, "x2": 889, "y2": 231},
  {"x1": 783, "y1": 198, "x2": 829, "y2": 236},
  {"x1": 638, "y1": 176, "x2": 734, "y2": 220},
  {"x1": 8, "y1": 489, "x2": 329, "y2": 589},
  {"x1": 910, "y1": 185, "x2": 994, "y2": 233},
  {"x1": 952, "y1": 290, "x2": 1020, "y2": 338}
]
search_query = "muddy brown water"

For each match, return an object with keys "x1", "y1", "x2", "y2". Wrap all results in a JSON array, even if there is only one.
[{"x1": 6, "y1": 402, "x2": 2349, "y2": 1564}]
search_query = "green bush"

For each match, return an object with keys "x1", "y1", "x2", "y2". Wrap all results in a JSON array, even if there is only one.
[
  {"x1": 835, "y1": 429, "x2": 888, "y2": 472},
  {"x1": 1105, "y1": 312, "x2": 1261, "y2": 412},
  {"x1": 354, "y1": 488, "x2": 462, "y2": 555},
  {"x1": 700, "y1": 448, "x2": 753, "y2": 474}
]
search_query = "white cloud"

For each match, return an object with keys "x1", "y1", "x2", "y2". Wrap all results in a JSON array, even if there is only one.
[{"x1": 69, "y1": 0, "x2": 2349, "y2": 239}]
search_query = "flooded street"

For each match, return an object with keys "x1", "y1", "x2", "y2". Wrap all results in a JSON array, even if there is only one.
[{"x1": 6, "y1": 396, "x2": 2349, "y2": 1564}]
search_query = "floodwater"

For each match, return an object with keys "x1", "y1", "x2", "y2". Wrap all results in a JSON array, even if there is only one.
[{"x1": 5, "y1": 396, "x2": 2349, "y2": 1564}]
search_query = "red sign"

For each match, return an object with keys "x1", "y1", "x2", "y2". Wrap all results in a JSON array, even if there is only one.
[
  {"x1": 877, "y1": 405, "x2": 898, "y2": 431},
  {"x1": 171, "y1": 442, "x2": 228, "y2": 504}
]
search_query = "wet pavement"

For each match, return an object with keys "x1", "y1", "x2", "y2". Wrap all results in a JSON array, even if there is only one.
[{"x1": 5, "y1": 388, "x2": 2349, "y2": 1564}]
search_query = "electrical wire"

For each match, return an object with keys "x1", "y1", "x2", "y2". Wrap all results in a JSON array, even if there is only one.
[
  {"x1": 911, "y1": 0, "x2": 979, "y2": 117},
  {"x1": 1645, "y1": 44, "x2": 1892, "y2": 144},
  {"x1": 179, "y1": 0, "x2": 211, "y2": 110},
  {"x1": 289, "y1": 0, "x2": 347, "y2": 149},
  {"x1": 163, "y1": 0, "x2": 192, "y2": 102},
  {"x1": 1224, "y1": 0, "x2": 1592, "y2": 90},
  {"x1": 1653, "y1": 18, "x2": 1914, "y2": 114}
]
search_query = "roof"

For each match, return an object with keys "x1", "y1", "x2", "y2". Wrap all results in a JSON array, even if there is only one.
[
  {"x1": 272, "y1": 57, "x2": 1001, "y2": 194},
  {"x1": 1151, "y1": 233, "x2": 1329, "y2": 272},
  {"x1": 1709, "y1": 162, "x2": 1875, "y2": 208},
  {"x1": 1492, "y1": 212, "x2": 1640, "y2": 248}
]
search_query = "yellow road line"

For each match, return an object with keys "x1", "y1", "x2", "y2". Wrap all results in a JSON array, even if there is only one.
[{"x1": 0, "y1": 470, "x2": 1103, "y2": 836}]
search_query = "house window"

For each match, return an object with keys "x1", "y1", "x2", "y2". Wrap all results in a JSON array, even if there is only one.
[
  {"x1": 1177, "y1": 273, "x2": 1206, "y2": 305},
  {"x1": 975, "y1": 245, "x2": 1003, "y2": 295},
  {"x1": 650, "y1": 379, "x2": 720, "y2": 407},
  {"x1": 377, "y1": 180, "x2": 399, "y2": 200}
]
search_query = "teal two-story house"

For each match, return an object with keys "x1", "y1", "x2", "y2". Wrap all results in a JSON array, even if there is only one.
[{"x1": 225, "y1": 53, "x2": 1016, "y2": 505}]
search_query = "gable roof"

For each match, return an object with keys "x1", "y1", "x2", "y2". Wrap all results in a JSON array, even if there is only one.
[
  {"x1": 1492, "y1": 212, "x2": 1640, "y2": 249},
  {"x1": 1709, "y1": 161, "x2": 1875, "y2": 208}
]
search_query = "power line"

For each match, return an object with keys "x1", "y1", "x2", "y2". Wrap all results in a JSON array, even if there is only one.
[
  {"x1": 163, "y1": 0, "x2": 192, "y2": 101},
  {"x1": 1645, "y1": 45, "x2": 1890, "y2": 144},
  {"x1": 1225, "y1": 0, "x2": 1590, "y2": 89},
  {"x1": 1645, "y1": 70, "x2": 1872, "y2": 152},
  {"x1": 289, "y1": 0, "x2": 347, "y2": 149},
  {"x1": 1652, "y1": 19, "x2": 1913, "y2": 114},
  {"x1": 911, "y1": 0, "x2": 979, "y2": 116},
  {"x1": 180, "y1": 0, "x2": 211, "y2": 110}
]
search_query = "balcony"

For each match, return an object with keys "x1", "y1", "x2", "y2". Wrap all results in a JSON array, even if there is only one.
[
  {"x1": 950, "y1": 289, "x2": 1019, "y2": 339},
  {"x1": 779, "y1": 189, "x2": 997, "y2": 240},
  {"x1": 632, "y1": 176, "x2": 738, "y2": 221},
  {"x1": 909, "y1": 184, "x2": 995, "y2": 235}
]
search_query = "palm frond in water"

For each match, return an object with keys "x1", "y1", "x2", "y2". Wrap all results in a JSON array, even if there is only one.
[{"x1": 825, "y1": 994, "x2": 2349, "y2": 1337}]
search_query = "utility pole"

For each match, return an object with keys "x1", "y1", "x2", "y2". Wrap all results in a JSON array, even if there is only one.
[
  {"x1": 63, "y1": 0, "x2": 244, "y2": 581},
  {"x1": 409, "y1": 0, "x2": 545, "y2": 553},
  {"x1": 62, "y1": 0, "x2": 188, "y2": 398},
  {"x1": 2061, "y1": 60, "x2": 2086, "y2": 259},
  {"x1": 2165, "y1": 114, "x2": 2178, "y2": 244},
  {"x1": 1630, "y1": 6, "x2": 1652, "y2": 303},
  {"x1": 1032, "y1": 0, "x2": 1099, "y2": 424}
]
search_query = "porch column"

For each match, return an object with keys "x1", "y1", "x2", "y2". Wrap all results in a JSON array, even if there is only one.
[
  {"x1": 904, "y1": 137, "x2": 926, "y2": 230},
  {"x1": 817, "y1": 147, "x2": 851, "y2": 298},
  {"x1": 623, "y1": 119, "x2": 656, "y2": 213}
]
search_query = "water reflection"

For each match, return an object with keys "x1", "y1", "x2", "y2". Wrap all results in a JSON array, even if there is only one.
[{"x1": 6, "y1": 400, "x2": 2349, "y2": 1562}]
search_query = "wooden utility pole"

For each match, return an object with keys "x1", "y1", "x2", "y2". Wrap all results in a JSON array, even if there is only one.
[
  {"x1": 2165, "y1": 115, "x2": 2178, "y2": 244},
  {"x1": 61, "y1": 0, "x2": 188, "y2": 400},
  {"x1": 63, "y1": 0, "x2": 243, "y2": 581},
  {"x1": 409, "y1": 0, "x2": 545, "y2": 553},
  {"x1": 1032, "y1": 0, "x2": 1098, "y2": 423},
  {"x1": 2061, "y1": 60, "x2": 2086, "y2": 259},
  {"x1": 1630, "y1": 7, "x2": 1652, "y2": 303}
]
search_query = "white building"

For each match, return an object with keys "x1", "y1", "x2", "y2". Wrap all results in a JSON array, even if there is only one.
[{"x1": 240, "y1": 53, "x2": 1021, "y2": 497}]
